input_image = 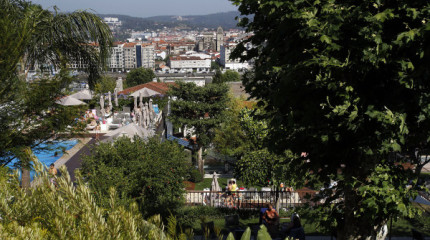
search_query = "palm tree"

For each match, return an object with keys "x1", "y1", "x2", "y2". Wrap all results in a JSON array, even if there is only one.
[{"x1": 0, "y1": 0, "x2": 113, "y2": 187}]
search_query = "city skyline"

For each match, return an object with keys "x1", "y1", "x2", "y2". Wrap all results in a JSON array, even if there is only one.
[{"x1": 30, "y1": 0, "x2": 238, "y2": 18}]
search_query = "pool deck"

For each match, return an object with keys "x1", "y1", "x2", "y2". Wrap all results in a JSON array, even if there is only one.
[
  {"x1": 53, "y1": 136, "x2": 104, "y2": 182},
  {"x1": 53, "y1": 138, "x2": 92, "y2": 168}
]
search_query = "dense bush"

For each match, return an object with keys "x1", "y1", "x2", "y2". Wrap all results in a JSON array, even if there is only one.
[
  {"x1": 0, "y1": 161, "x2": 166, "y2": 239},
  {"x1": 188, "y1": 168, "x2": 203, "y2": 183},
  {"x1": 81, "y1": 137, "x2": 189, "y2": 218},
  {"x1": 175, "y1": 206, "x2": 260, "y2": 229}
]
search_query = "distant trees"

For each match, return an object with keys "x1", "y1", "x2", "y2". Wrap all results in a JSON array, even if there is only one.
[
  {"x1": 94, "y1": 75, "x2": 117, "y2": 94},
  {"x1": 126, "y1": 67, "x2": 156, "y2": 87},
  {"x1": 81, "y1": 137, "x2": 189, "y2": 218},
  {"x1": 168, "y1": 82, "x2": 229, "y2": 174},
  {"x1": 212, "y1": 70, "x2": 240, "y2": 84}
]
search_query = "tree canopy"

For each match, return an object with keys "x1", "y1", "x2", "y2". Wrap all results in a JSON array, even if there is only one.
[
  {"x1": 126, "y1": 67, "x2": 156, "y2": 87},
  {"x1": 168, "y1": 82, "x2": 229, "y2": 174},
  {"x1": 81, "y1": 137, "x2": 189, "y2": 218},
  {"x1": 212, "y1": 70, "x2": 241, "y2": 84},
  {"x1": 231, "y1": 0, "x2": 430, "y2": 238}
]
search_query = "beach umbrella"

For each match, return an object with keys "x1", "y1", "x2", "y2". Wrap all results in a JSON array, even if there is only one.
[
  {"x1": 129, "y1": 87, "x2": 160, "y2": 97},
  {"x1": 142, "y1": 107, "x2": 147, "y2": 128},
  {"x1": 102, "y1": 123, "x2": 153, "y2": 143},
  {"x1": 139, "y1": 92, "x2": 143, "y2": 109},
  {"x1": 149, "y1": 98, "x2": 155, "y2": 119},
  {"x1": 69, "y1": 89, "x2": 93, "y2": 100},
  {"x1": 108, "y1": 91, "x2": 112, "y2": 111},
  {"x1": 210, "y1": 172, "x2": 221, "y2": 206},
  {"x1": 114, "y1": 88, "x2": 118, "y2": 107},
  {"x1": 56, "y1": 96, "x2": 86, "y2": 106},
  {"x1": 211, "y1": 172, "x2": 221, "y2": 192},
  {"x1": 145, "y1": 102, "x2": 150, "y2": 127},
  {"x1": 100, "y1": 95, "x2": 104, "y2": 110}
]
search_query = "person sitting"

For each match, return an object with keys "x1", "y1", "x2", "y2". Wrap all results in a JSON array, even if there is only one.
[
  {"x1": 286, "y1": 213, "x2": 305, "y2": 240},
  {"x1": 262, "y1": 203, "x2": 280, "y2": 237},
  {"x1": 48, "y1": 163, "x2": 57, "y2": 186},
  {"x1": 87, "y1": 111, "x2": 95, "y2": 119}
]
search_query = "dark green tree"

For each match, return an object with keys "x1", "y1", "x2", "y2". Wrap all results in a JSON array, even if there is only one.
[
  {"x1": 232, "y1": 0, "x2": 430, "y2": 238},
  {"x1": 168, "y1": 82, "x2": 229, "y2": 174},
  {"x1": 222, "y1": 70, "x2": 241, "y2": 83},
  {"x1": 213, "y1": 70, "x2": 241, "y2": 84},
  {"x1": 81, "y1": 137, "x2": 189, "y2": 218},
  {"x1": 0, "y1": 0, "x2": 112, "y2": 187},
  {"x1": 126, "y1": 67, "x2": 156, "y2": 87}
]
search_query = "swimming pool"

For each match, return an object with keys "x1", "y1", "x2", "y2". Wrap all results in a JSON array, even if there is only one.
[{"x1": 9, "y1": 139, "x2": 79, "y2": 180}]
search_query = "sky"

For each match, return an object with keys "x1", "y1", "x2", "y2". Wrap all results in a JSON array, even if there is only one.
[{"x1": 30, "y1": 0, "x2": 238, "y2": 18}]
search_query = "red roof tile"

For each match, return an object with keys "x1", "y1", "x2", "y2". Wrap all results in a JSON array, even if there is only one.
[{"x1": 118, "y1": 82, "x2": 175, "y2": 95}]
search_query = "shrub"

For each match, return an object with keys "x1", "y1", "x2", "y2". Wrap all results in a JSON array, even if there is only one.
[{"x1": 188, "y1": 168, "x2": 203, "y2": 183}]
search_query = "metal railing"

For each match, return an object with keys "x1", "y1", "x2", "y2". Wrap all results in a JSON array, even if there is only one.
[{"x1": 185, "y1": 190, "x2": 317, "y2": 209}]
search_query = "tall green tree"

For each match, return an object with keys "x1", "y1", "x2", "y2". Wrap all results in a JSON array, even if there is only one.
[
  {"x1": 168, "y1": 82, "x2": 229, "y2": 174},
  {"x1": 126, "y1": 67, "x2": 156, "y2": 87},
  {"x1": 232, "y1": 0, "x2": 430, "y2": 238},
  {"x1": 0, "y1": 0, "x2": 112, "y2": 187}
]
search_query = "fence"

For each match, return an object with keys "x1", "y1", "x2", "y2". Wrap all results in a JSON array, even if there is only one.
[{"x1": 185, "y1": 189, "x2": 318, "y2": 209}]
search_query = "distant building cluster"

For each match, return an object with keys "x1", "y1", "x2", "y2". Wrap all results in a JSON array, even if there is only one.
[
  {"x1": 103, "y1": 17, "x2": 122, "y2": 30},
  {"x1": 30, "y1": 22, "x2": 254, "y2": 76}
]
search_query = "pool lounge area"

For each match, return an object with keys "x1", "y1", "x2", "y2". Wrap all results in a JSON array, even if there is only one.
[{"x1": 8, "y1": 139, "x2": 79, "y2": 180}]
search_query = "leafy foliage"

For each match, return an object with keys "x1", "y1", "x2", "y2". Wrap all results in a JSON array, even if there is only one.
[
  {"x1": 213, "y1": 70, "x2": 241, "y2": 84},
  {"x1": 126, "y1": 67, "x2": 156, "y2": 87},
  {"x1": 213, "y1": 99, "x2": 262, "y2": 159},
  {"x1": 168, "y1": 82, "x2": 229, "y2": 173},
  {"x1": 231, "y1": 0, "x2": 430, "y2": 238},
  {"x1": 0, "y1": 160, "x2": 167, "y2": 239},
  {"x1": 81, "y1": 137, "x2": 189, "y2": 218},
  {"x1": 94, "y1": 75, "x2": 117, "y2": 95}
]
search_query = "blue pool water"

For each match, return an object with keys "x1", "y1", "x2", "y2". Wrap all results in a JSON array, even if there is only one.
[{"x1": 9, "y1": 139, "x2": 79, "y2": 179}]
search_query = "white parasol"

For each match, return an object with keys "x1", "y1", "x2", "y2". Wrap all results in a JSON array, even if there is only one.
[
  {"x1": 108, "y1": 91, "x2": 112, "y2": 112},
  {"x1": 114, "y1": 88, "x2": 118, "y2": 107},
  {"x1": 56, "y1": 96, "x2": 86, "y2": 106}
]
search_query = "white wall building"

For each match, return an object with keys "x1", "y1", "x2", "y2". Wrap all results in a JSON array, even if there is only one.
[
  {"x1": 220, "y1": 44, "x2": 250, "y2": 71},
  {"x1": 168, "y1": 56, "x2": 211, "y2": 71},
  {"x1": 109, "y1": 43, "x2": 124, "y2": 71}
]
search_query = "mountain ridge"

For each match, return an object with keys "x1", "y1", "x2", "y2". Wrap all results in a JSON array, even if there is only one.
[{"x1": 98, "y1": 11, "x2": 243, "y2": 31}]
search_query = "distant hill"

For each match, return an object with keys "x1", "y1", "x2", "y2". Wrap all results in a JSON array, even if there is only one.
[
  {"x1": 98, "y1": 11, "x2": 243, "y2": 31},
  {"x1": 145, "y1": 11, "x2": 242, "y2": 29}
]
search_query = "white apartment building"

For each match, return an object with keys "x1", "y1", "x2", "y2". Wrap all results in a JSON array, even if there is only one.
[
  {"x1": 123, "y1": 43, "x2": 137, "y2": 69},
  {"x1": 220, "y1": 44, "x2": 250, "y2": 71},
  {"x1": 141, "y1": 44, "x2": 155, "y2": 69},
  {"x1": 168, "y1": 56, "x2": 211, "y2": 72},
  {"x1": 109, "y1": 43, "x2": 124, "y2": 71}
]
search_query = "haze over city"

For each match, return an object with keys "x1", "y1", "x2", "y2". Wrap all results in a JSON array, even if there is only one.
[{"x1": 30, "y1": 0, "x2": 238, "y2": 17}]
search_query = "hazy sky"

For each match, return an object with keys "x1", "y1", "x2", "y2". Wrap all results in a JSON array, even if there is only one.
[{"x1": 30, "y1": 0, "x2": 238, "y2": 18}]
